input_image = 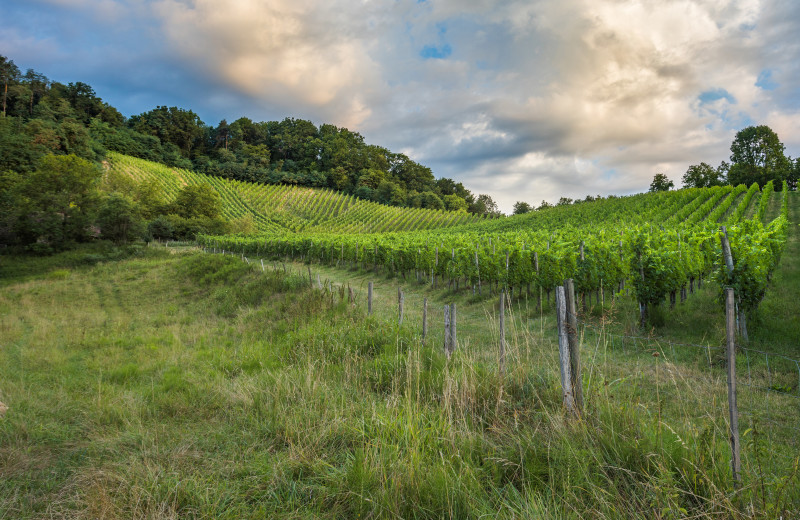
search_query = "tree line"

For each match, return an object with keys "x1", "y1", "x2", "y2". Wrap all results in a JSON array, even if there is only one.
[{"x1": 0, "y1": 54, "x2": 498, "y2": 219}]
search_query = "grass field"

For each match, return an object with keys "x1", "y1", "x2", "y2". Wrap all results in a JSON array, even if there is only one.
[{"x1": 1, "y1": 225, "x2": 798, "y2": 518}]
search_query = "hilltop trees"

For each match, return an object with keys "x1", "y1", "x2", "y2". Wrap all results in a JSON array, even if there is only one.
[
  {"x1": 649, "y1": 173, "x2": 674, "y2": 192},
  {"x1": 728, "y1": 125, "x2": 792, "y2": 188},
  {"x1": 0, "y1": 53, "x2": 480, "y2": 217},
  {"x1": 682, "y1": 162, "x2": 725, "y2": 188}
]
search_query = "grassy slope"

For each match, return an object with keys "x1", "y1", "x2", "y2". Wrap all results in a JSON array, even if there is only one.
[{"x1": 1, "y1": 238, "x2": 798, "y2": 518}]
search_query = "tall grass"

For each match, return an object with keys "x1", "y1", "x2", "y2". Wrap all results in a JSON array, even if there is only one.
[{"x1": 0, "y1": 247, "x2": 797, "y2": 518}]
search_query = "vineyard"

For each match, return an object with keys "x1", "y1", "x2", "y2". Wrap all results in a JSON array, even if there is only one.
[
  {"x1": 106, "y1": 152, "x2": 482, "y2": 234},
  {"x1": 202, "y1": 180, "x2": 789, "y2": 329}
]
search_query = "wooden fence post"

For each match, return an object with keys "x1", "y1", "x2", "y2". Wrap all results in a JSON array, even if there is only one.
[
  {"x1": 422, "y1": 298, "x2": 428, "y2": 343},
  {"x1": 564, "y1": 279, "x2": 583, "y2": 413},
  {"x1": 398, "y1": 287, "x2": 404, "y2": 327},
  {"x1": 555, "y1": 286, "x2": 575, "y2": 413},
  {"x1": 444, "y1": 304, "x2": 452, "y2": 358},
  {"x1": 720, "y1": 226, "x2": 748, "y2": 342},
  {"x1": 726, "y1": 287, "x2": 741, "y2": 486},
  {"x1": 450, "y1": 303, "x2": 457, "y2": 353},
  {"x1": 475, "y1": 250, "x2": 481, "y2": 296},
  {"x1": 368, "y1": 282, "x2": 373, "y2": 315},
  {"x1": 499, "y1": 290, "x2": 506, "y2": 376},
  {"x1": 307, "y1": 265, "x2": 313, "y2": 287}
]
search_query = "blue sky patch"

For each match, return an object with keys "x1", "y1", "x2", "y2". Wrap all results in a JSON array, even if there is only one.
[
  {"x1": 698, "y1": 88, "x2": 736, "y2": 105},
  {"x1": 756, "y1": 69, "x2": 778, "y2": 90},
  {"x1": 420, "y1": 44, "x2": 452, "y2": 59}
]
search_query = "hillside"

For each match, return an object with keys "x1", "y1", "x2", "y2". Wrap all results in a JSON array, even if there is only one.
[
  {"x1": 107, "y1": 152, "x2": 482, "y2": 234},
  {"x1": 1, "y1": 192, "x2": 798, "y2": 516}
]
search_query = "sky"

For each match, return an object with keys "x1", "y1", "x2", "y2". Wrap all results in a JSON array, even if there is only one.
[{"x1": 4, "y1": 0, "x2": 800, "y2": 213}]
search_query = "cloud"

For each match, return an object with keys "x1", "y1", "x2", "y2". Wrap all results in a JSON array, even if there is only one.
[
  {"x1": 5, "y1": 0, "x2": 800, "y2": 212},
  {"x1": 152, "y1": 0, "x2": 386, "y2": 128}
]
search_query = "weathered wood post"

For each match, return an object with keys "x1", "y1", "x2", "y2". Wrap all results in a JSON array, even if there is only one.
[
  {"x1": 720, "y1": 226, "x2": 747, "y2": 341},
  {"x1": 564, "y1": 279, "x2": 583, "y2": 413},
  {"x1": 434, "y1": 247, "x2": 439, "y2": 289},
  {"x1": 368, "y1": 282, "x2": 373, "y2": 316},
  {"x1": 422, "y1": 298, "x2": 428, "y2": 343},
  {"x1": 444, "y1": 304, "x2": 452, "y2": 358},
  {"x1": 475, "y1": 250, "x2": 481, "y2": 296},
  {"x1": 555, "y1": 286, "x2": 575, "y2": 413},
  {"x1": 499, "y1": 290, "x2": 506, "y2": 376},
  {"x1": 398, "y1": 287, "x2": 404, "y2": 327},
  {"x1": 307, "y1": 265, "x2": 313, "y2": 287},
  {"x1": 725, "y1": 287, "x2": 741, "y2": 486},
  {"x1": 450, "y1": 303, "x2": 457, "y2": 353},
  {"x1": 534, "y1": 251, "x2": 541, "y2": 311}
]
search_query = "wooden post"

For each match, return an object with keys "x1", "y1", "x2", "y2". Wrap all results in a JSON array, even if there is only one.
[
  {"x1": 261, "y1": 259, "x2": 265, "y2": 272},
  {"x1": 348, "y1": 285, "x2": 355, "y2": 304},
  {"x1": 422, "y1": 298, "x2": 428, "y2": 343},
  {"x1": 534, "y1": 251, "x2": 541, "y2": 311},
  {"x1": 555, "y1": 286, "x2": 575, "y2": 413},
  {"x1": 564, "y1": 279, "x2": 583, "y2": 413},
  {"x1": 720, "y1": 227, "x2": 748, "y2": 342},
  {"x1": 317, "y1": 274, "x2": 322, "y2": 290},
  {"x1": 307, "y1": 265, "x2": 313, "y2": 287},
  {"x1": 368, "y1": 282, "x2": 373, "y2": 315},
  {"x1": 444, "y1": 305, "x2": 452, "y2": 358},
  {"x1": 434, "y1": 247, "x2": 439, "y2": 289},
  {"x1": 475, "y1": 250, "x2": 481, "y2": 296},
  {"x1": 499, "y1": 290, "x2": 506, "y2": 376},
  {"x1": 725, "y1": 288, "x2": 741, "y2": 486},
  {"x1": 398, "y1": 287, "x2": 404, "y2": 327},
  {"x1": 450, "y1": 303, "x2": 457, "y2": 353}
]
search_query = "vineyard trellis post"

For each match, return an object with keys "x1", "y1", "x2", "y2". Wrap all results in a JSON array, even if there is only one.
[
  {"x1": 450, "y1": 303, "x2": 457, "y2": 354},
  {"x1": 499, "y1": 290, "x2": 506, "y2": 377},
  {"x1": 564, "y1": 279, "x2": 583, "y2": 413},
  {"x1": 368, "y1": 282, "x2": 373, "y2": 315},
  {"x1": 444, "y1": 304, "x2": 452, "y2": 357},
  {"x1": 555, "y1": 286, "x2": 575, "y2": 413},
  {"x1": 720, "y1": 226, "x2": 748, "y2": 341},
  {"x1": 725, "y1": 287, "x2": 741, "y2": 486},
  {"x1": 422, "y1": 297, "x2": 428, "y2": 343},
  {"x1": 398, "y1": 287, "x2": 404, "y2": 327}
]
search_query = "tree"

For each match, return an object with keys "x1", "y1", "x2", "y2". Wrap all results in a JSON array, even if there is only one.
[
  {"x1": 537, "y1": 200, "x2": 553, "y2": 210},
  {"x1": 682, "y1": 162, "x2": 722, "y2": 188},
  {"x1": 649, "y1": 173, "x2": 674, "y2": 192},
  {"x1": 17, "y1": 154, "x2": 102, "y2": 250},
  {"x1": 556, "y1": 197, "x2": 573, "y2": 206},
  {"x1": 0, "y1": 55, "x2": 20, "y2": 117},
  {"x1": 444, "y1": 194, "x2": 468, "y2": 212},
  {"x1": 170, "y1": 183, "x2": 221, "y2": 219},
  {"x1": 728, "y1": 125, "x2": 790, "y2": 187},
  {"x1": 471, "y1": 193, "x2": 499, "y2": 216},
  {"x1": 513, "y1": 201, "x2": 532, "y2": 215},
  {"x1": 97, "y1": 193, "x2": 144, "y2": 244}
]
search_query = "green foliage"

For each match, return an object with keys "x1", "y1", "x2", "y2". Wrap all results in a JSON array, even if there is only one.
[
  {"x1": 11, "y1": 154, "x2": 102, "y2": 251},
  {"x1": 512, "y1": 201, "x2": 532, "y2": 215},
  {"x1": 682, "y1": 162, "x2": 724, "y2": 188},
  {"x1": 729, "y1": 125, "x2": 791, "y2": 187},
  {"x1": 169, "y1": 183, "x2": 221, "y2": 219},
  {"x1": 96, "y1": 193, "x2": 145, "y2": 244},
  {"x1": 649, "y1": 173, "x2": 674, "y2": 192}
]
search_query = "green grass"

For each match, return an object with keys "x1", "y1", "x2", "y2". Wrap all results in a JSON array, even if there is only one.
[{"x1": 1, "y1": 243, "x2": 798, "y2": 518}]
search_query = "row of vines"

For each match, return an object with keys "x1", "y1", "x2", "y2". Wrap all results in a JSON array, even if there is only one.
[{"x1": 200, "y1": 182, "x2": 789, "y2": 327}]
